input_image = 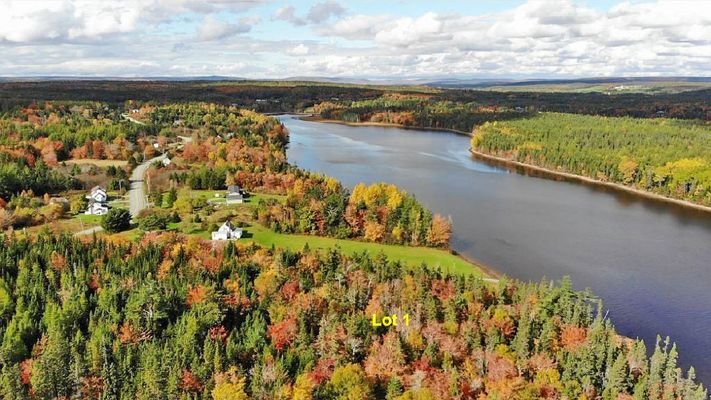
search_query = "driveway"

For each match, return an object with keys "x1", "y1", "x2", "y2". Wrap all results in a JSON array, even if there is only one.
[{"x1": 129, "y1": 154, "x2": 167, "y2": 218}]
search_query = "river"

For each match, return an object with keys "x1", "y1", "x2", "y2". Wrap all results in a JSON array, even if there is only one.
[{"x1": 279, "y1": 115, "x2": 711, "y2": 385}]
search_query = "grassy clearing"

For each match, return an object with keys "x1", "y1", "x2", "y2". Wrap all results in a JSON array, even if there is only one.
[
  {"x1": 185, "y1": 189, "x2": 286, "y2": 205},
  {"x1": 245, "y1": 224, "x2": 483, "y2": 277}
]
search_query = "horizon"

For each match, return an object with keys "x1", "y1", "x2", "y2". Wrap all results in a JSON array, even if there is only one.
[{"x1": 1, "y1": 0, "x2": 710, "y2": 78}]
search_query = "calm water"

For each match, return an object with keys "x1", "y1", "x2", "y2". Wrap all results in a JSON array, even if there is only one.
[{"x1": 280, "y1": 115, "x2": 711, "y2": 385}]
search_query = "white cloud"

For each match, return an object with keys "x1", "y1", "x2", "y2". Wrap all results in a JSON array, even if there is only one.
[
  {"x1": 0, "y1": 1, "x2": 141, "y2": 42},
  {"x1": 197, "y1": 15, "x2": 258, "y2": 41},
  {"x1": 274, "y1": 1, "x2": 345, "y2": 26},
  {"x1": 374, "y1": 13, "x2": 452, "y2": 48},
  {"x1": 1, "y1": 0, "x2": 711, "y2": 78},
  {"x1": 324, "y1": 14, "x2": 389, "y2": 40},
  {"x1": 288, "y1": 43, "x2": 310, "y2": 56}
]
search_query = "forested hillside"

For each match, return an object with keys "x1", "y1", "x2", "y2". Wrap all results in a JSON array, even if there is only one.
[
  {"x1": 313, "y1": 95, "x2": 528, "y2": 133},
  {"x1": 0, "y1": 233, "x2": 706, "y2": 399},
  {"x1": 472, "y1": 113, "x2": 711, "y2": 206}
]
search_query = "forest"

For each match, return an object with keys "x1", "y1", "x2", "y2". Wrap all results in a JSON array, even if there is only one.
[
  {"x1": 471, "y1": 113, "x2": 711, "y2": 206},
  {"x1": 0, "y1": 232, "x2": 706, "y2": 400},
  {"x1": 0, "y1": 95, "x2": 708, "y2": 399}
]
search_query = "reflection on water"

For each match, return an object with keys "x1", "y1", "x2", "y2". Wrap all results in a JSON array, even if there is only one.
[{"x1": 280, "y1": 115, "x2": 711, "y2": 386}]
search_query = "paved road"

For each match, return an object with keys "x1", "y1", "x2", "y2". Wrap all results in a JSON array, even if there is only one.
[
  {"x1": 121, "y1": 113, "x2": 146, "y2": 125},
  {"x1": 129, "y1": 154, "x2": 167, "y2": 218}
]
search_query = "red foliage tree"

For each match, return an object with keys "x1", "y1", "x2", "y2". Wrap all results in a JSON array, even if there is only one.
[{"x1": 268, "y1": 316, "x2": 299, "y2": 351}]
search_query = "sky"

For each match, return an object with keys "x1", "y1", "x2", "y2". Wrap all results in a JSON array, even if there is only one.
[{"x1": 0, "y1": 0, "x2": 710, "y2": 79}]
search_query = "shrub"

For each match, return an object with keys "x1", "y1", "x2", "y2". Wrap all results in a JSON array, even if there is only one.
[{"x1": 101, "y1": 208, "x2": 131, "y2": 233}]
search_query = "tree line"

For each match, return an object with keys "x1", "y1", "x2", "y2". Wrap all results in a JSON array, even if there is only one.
[
  {"x1": 472, "y1": 113, "x2": 711, "y2": 206},
  {"x1": 256, "y1": 180, "x2": 451, "y2": 247}
]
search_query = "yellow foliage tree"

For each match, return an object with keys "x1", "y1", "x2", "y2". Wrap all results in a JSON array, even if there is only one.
[
  {"x1": 327, "y1": 364, "x2": 373, "y2": 400},
  {"x1": 364, "y1": 221, "x2": 386, "y2": 243},
  {"x1": 212, "y1": 367, "x2": 248, "y2": 400},
  {"x1": 292, "y1": 373, "x2": 315, "y2": 400},
  {"x1": 426, "y1": 214, "x2": 451, "y2": 247}
]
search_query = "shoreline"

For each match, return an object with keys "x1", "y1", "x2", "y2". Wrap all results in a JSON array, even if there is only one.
[
  {"x1": 300, "y1": 115, "x2": 473, "y2": 137},
  {"x1": 469, "y1": 148, "x2": 711, "y2": 214},
  {"x1": 452, "y1": 251, "x2": 501, "y2": 281}
]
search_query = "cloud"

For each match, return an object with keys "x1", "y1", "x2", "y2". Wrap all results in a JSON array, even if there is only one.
[
  {"x1": 288, "y1": 43, "x2": 310, "y2": 56},
  {"x1": 275, "y1": 1, "x2": 345, "y2": 26},
  {"x1": 196, "y1": 15, "x2": 257, "y2": 41},
  {"x1": 306, "y1": 1, "x2": 345, "y2": 23},
  {"x1": 325, "y1": 14, "x2": 391, "y2": 40},
  {"x1": 374, "y1": 13, "x2": 452, "y2": 48},
  {"x1": 273, "y1": 5, "x2": 306, "y2": 26},
  {"x1": 0, "y1": 1, "x2": 141, "y2": 43},
  {"x1": 1, "y1": 0, "x2": 711, "y2": 78}
]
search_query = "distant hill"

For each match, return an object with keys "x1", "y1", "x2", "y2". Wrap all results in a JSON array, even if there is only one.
[
  {"x1": 427, "y1": 76, "x2": 711, "y2": 94},
  {"x1": 1, "y1": 75, "x2": 710, "y2": 94}
]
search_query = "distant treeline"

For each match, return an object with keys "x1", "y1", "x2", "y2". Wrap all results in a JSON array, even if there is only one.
[{"x1": 1, "y1": 81, "x2": 709, "y2": 121}]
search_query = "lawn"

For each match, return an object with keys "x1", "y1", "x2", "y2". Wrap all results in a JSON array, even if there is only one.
[
  {"x1": 184, "y1": 189, "x2": 286, "y2": 205},
  {"x1": 245, "y1": 224, "x2": 484, "y2": 277}
]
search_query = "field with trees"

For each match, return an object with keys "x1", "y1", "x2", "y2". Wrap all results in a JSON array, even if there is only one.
[{"x1": 472, "y1": 113, "x2": 711, "y2": 206}]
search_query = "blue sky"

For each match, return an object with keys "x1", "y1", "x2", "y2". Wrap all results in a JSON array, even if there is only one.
[{"x1": 0, "y1": 0, "x2": 709, "y2": 78}]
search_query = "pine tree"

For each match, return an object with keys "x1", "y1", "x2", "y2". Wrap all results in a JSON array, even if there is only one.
[
  {"x1": 386, "y1": 377, "x2": 404, "y2": 399},
  {"x1": 100, "y1": 343, "x2": 120, "y2": 400},
  {"x1": 603, "y1": 352, "x2": 630, "y2": 400},
  {"x1": 31, "y1": 332, "x2": 72, "y2": 399},
  {"x1": 0, "y1": 365, "x2": 29, "y2": 400}
]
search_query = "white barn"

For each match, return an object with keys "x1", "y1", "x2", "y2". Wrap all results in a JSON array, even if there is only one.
[{"x1": 211, "y1": 221, "x2": 243, "y2": 241}]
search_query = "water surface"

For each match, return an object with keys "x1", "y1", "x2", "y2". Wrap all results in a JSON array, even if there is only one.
[{"x1": 280, "y1": 115, "x2": 711, "y2": 385}]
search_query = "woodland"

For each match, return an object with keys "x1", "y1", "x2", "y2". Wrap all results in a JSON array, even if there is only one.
[{"x1": 0, "y1": 89, "x2": 708, "y2": 399}]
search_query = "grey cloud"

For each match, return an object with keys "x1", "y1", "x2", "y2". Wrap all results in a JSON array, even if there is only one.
[
  {"x1": 273, "y1": 6, "x2": 307, "y2": 26},
  {"x1": 275, "y1": 1, "x2": 345, "y2": 26},
  {"x1": 196, "y1": 16, "x2": 258, "y2": 41},
  {"x1": 307, "y1": 1, "x2": 346, "y2": 23}
]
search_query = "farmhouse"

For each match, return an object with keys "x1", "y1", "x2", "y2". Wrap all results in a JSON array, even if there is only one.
[
  {"x1": 85, "y1": 201, "x2": 109, "y2": 216},
  {"x1": 86, "y1": 186, "x2": 108, "y2": 203},
  {"x1": 211, "y1": 221, "x2": 243, "y2": 241}
]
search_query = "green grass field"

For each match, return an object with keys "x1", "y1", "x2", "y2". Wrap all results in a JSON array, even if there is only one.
[{"x1": 245, "y1": 224, "x2": 483, "y2": 277}]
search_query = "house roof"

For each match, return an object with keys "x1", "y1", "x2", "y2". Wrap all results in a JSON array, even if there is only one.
[{"x1": 215, "y1": 221, "x2": 243, "y2": 233}]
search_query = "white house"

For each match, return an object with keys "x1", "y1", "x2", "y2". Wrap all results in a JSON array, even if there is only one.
[
  {"x1": 161, "y1": 158, "x2": 172, "y2": 167},
  {"x1": 211, "y1": 221, "x2": 243, "y2": 241},
  {"x1": 226, "y1": 185, "x2": 244, "y2": 204},
  {"x1": 85, "y1": 201, "x2": 109, "y2": 216},
  {"x1": 86, "y1": 186, "x2": 108, "y2": 203}
]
